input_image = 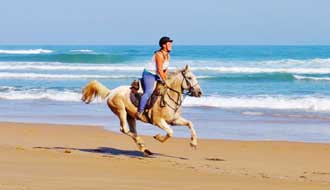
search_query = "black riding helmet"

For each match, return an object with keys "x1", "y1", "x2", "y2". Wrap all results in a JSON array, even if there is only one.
[{"x1": 159, "y1": 36, "x2": 173, "y2": 47}]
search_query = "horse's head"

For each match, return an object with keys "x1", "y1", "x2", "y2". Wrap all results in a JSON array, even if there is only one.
[{"x1": 181, "y1": 65, "x2": 203, "y2": 97}]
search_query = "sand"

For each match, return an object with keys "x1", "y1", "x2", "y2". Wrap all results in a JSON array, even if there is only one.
[{"x1": 0, "y1": 122, "x2": 329, "y2": 190}]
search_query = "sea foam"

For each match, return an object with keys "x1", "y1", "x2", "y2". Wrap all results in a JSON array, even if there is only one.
[
  {"x1": 2, "y1": 61, "x2": 330, "y2": 74},
  {"x1": 294, "y1": 75, "x2": 330, "y2": 81},
  {"x1": 184, "y1": 95, "x2": 330, "y2": 112},
  {"x1": 0, "y1": 72, "x2": 138, "y2": 79},
  {"x1": 0, "y1": 49, "x2": 53, "y2": 54},
  {"x1": 1, "y1": 88, "x2": 330, "y2": 113},
  {"x1": 70, "y1": 49, "x2": 94, "y2": 53}
]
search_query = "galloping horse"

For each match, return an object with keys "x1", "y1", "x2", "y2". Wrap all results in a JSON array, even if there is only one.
[{"x1": 81, "y1": 65, "x2": 202, "y2": 155}]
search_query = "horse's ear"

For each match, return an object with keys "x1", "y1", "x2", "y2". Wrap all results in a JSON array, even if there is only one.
[{"x1": 184, "y1": 64, "x2": 190, "y2": 71}]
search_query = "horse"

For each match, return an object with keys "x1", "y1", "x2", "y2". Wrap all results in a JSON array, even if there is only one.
[{"x1": 81, "y1": 65, "x2": 202, "y2": 156}]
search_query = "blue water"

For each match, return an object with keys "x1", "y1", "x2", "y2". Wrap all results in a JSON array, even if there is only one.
[{"x1": 1, "y1": 45, "x2": 330, "y2": 142}]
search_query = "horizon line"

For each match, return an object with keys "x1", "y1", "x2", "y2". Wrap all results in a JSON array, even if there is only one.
[{"x1": 1, "y1": 43, "x2": 330, "y2": 46}]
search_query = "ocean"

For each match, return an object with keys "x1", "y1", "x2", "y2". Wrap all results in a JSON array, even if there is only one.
[{"x1": 1, "y1": 45, "x2": 330, "y2": 143}]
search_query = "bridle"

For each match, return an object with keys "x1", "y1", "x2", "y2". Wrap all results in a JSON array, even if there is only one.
[
  {"x1": 181, "y1": 70, "x2": 199, "y2": 96},
  {"x1": 160, "y1": 70, "x2": 199, "y2": 113}
]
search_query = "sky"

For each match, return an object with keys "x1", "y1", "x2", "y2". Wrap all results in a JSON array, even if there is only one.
[{"x1": 0, "y1": 0, "x2": 329, "y2": 45}]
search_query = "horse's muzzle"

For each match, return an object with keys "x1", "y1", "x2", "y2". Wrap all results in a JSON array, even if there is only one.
[
  {"x1": 197, "y1": 90, "x2": 202, "y2": 97},
  {"x1": 190, "y1": 88, "x2": 202, "y2": 97}
]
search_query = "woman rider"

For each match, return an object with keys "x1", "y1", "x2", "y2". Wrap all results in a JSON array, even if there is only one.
[{"x1": 136, "y1": 36, "x2": 173, "y2": 119}]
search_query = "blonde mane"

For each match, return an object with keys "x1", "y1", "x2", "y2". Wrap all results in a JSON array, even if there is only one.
[{"x1": 167, "y1": 68, "x2": 184, "y2": 80}]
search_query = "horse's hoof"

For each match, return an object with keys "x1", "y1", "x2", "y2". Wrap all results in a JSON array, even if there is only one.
[
  {"x1": 190, "y1": 142, "x2": 197, "y2": 150},
  {"x1": 120, "y1": 128, "x2": 128, "y2": 134},
  {"x1": 143, "y1": 149, "x2": 153, "y2": 156},
  {"x1": 119, "y1": 128, "x2": 124, "y2": 133},
  {"x1": 153, "y1": 134, "x2": 162, "y2": 141}
]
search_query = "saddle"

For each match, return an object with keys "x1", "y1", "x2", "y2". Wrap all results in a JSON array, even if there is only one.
[{"x1": 130, "y1": 79, "x2": 166, "y2": 110}]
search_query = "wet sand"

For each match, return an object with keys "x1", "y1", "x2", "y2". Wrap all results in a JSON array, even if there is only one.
[{"x1": 0, "y1": 122, "x2": 329, "y2": 190}]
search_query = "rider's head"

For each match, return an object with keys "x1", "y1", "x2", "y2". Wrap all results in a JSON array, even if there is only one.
[{"x1": 159, "y1": 36, "x2": 173, "y2": 52}]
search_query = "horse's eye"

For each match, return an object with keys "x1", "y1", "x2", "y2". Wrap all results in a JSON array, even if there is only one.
[{"x1": 187, "y1": 77, "x2": 192, "y2": 80}]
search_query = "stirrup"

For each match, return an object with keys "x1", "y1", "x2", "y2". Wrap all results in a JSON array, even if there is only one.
[{"x1": 135, "y1": 112, "x2": 144, "y2": 120}]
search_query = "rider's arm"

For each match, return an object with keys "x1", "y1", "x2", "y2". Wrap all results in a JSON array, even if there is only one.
[
  {"x1": 155, "y1": 52, "x2": 167, "y2": 81},
  {"x1": 164, "y1": 69, "x2": 168, "y2": 77}
]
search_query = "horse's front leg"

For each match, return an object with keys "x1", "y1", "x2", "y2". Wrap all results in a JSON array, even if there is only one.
[
  {"x1": 154, "y1": 119, "x2": 173, "y2": 143},
  {"x1": 171, "y1": 116, "x2": 197, "y2": 149}
]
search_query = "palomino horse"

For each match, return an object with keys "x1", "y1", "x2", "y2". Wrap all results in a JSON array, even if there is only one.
[{"x1": 81, "y1": 65, "x2": 202, "y2": 156}]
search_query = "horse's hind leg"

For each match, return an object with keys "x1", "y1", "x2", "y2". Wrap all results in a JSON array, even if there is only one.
[
  {"x1": 112, "y1": 107, "x2": 145, "y2": 151},
  {"x1": 108, "y1": 101, "x2": 131, "y2": 135},
  {"x1": 108, "y1": 101, "x2": 151, "y2": 155},
  {"x1": 153, "y1": 119, "x2": 173, "y2": 143},
  {"x1": 127, "y1": 115, "x2": 137, "y2": 134},
  {"x1": 171, "y1": 116, "x2": 197, "y2": 149},
  {"x1": 127, "y1": 115, "x2": 152, "y2": 156}
]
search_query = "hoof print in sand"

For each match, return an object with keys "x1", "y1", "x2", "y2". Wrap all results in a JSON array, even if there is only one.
[{"x1": 205, "y1": 157, "x2": 225, "y2": 161}]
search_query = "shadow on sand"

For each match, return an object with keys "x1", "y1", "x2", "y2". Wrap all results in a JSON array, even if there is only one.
[{"x1": 33, "y1": 146, "x2": 189, "y2": 160}]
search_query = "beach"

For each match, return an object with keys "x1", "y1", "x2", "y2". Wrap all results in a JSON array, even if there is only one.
[
  {"x1": 1, "y1": 122, "x2": 329, "y2": 190},
  {"x1": 2, "y1": 0, "x2": 330, "y2": 189}
]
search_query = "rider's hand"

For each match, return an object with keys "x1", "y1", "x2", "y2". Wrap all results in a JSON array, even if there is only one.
[
  {"x1": 163, "y1": 80, "x2": 169, "y2": 87},
  {"x1": 160, "y1": 79, "x2": 166, "y2": 85}
]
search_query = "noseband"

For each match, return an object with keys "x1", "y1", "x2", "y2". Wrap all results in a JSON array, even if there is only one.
[{"x1": 181, "y1": 71, "x2": 199, "y2": 95}]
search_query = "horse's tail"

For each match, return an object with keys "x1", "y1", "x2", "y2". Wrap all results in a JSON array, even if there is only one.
[{"x1": 81, "y1": 80, "x2": 111, "y2": 104}]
